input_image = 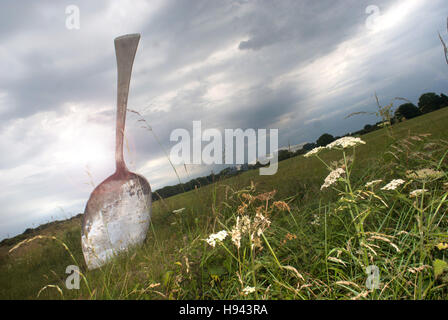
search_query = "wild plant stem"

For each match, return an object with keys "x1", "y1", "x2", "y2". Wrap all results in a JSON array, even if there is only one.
[
  {"x1": 250, "y1": 246, "x2": 259, "y2": 299},
  {"x1": 343, "y1": 151, "x2": 369, "y2": 267},
  {"x1": 261, "y1": 232, "x2": 282, "y2": 269}
]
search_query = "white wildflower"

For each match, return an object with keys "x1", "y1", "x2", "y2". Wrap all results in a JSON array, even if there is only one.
[
  {"x1": 172, "y1": 208, "x2": 186, "y2": 214},
  {"x1": 321, "y1": 168, "x2": 345, "y2": 190},
  {"x1": 205, "y1": 230, "x2": 228, "y2": 247},
  {"x1": 381, "y1": 179, "x2": 405, "y2": 191},
  {"x1": 406, "y1": 168, "x2": 444, "y2": 181},
  {"x1": 230, "y1": 227, "x2": 242, "y2": 249},
  {"x1": 409, "y1": 189, "x2": 428, "y2": 198},
  {"x1": 365, "y1": 179, "x2": 383, "y2": 188},
  {"x1": 408, "y1": 265, "x2": 431, "y2": 274},
  {"x1": 254, "y1": 211, "x2": 271, "y2": 236},
  {"x1": 242, "y1": 286, "x2": 256, "y2": 295},
  {"x1": 304, "y1": 146, "x2": 325, "y2": 158},
  {"x1": 230, "y1": 216, "x2": 250, "y2": 249},
  {"x1": 230, "y1": 216, "x2": 243, "y2": 248},
  {"x1": 241, "y1": 216, "x2": 251, "y2": 233},
  {"x1": 310, "y1": 214, "x2": 320, "y2": 226},
  {"x1": 326, "y1": 137, "x2": 366, "y2": 149}
]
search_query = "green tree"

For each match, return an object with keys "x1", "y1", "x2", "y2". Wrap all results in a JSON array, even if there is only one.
[
  {"x1": 395, "y1": 103, "x2": 420, "y2": 120},
  {"x1": 440, "y1": 93, "x2": 448, "y2": 107},
  {"x1": 418, "y1": 92, "x2": 444, "y2": 114},
  {"x1": 316, "y1": 133, "x2": 335, "y2": 147},
  {"x1": 303, "y1": 143, "x2": 316, "y2": 151},
  {"x1": 278, "y1": 149, "x2": 292, "y2": 161}
]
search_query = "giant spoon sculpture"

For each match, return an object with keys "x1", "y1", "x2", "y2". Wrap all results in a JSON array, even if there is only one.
[{"x1": 81, "y1": 34, "x2": 151, "y2": 270}]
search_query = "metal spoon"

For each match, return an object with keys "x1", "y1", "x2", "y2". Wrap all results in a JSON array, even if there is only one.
[{"x1": 81, "y1": 34, "x2": 151, "y2": 270}]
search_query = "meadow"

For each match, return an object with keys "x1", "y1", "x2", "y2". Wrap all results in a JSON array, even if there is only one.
[{"x1": 0, "y1": 107, "x2": 447, "y2": 300}]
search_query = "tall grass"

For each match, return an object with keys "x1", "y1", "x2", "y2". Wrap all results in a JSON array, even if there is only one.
[
  {"x1": 0, "y1": 108, "x2": 447, "y2": 300},
  {"x1": 439, "y1": 17, "x2": 448, "y2": 66}
]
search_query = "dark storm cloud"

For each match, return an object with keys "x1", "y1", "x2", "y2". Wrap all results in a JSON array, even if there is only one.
[{"x1": 236, "y1": 0, "x2": 384, "y2": 51}]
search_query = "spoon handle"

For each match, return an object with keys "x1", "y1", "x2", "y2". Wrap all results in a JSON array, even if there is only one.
[{"x1": 114, "y1": 33, "x2": 140, "y2": 173}]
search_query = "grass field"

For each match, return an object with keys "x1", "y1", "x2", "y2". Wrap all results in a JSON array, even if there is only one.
[{"x1": 1, "y1": 107, "x2": 448, "y2": 300}]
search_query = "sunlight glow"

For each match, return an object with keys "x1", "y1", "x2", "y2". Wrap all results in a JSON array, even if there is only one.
[
  {"x1": 54, "y1": 135, "x2": 109, "y2": 167},
  {"x1": 369, "y1": 0, "x2": 424, "y2": 34},
  {"x1": 49, "y1": 104, "x2": 113, "y2": 168}
]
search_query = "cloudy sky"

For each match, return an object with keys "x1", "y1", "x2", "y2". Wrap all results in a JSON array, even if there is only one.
[{"x1": 1, "y1": 0, "x2": 447, "y2": 240}]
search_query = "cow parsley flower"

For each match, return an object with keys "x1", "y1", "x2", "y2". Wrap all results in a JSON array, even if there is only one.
[
  {"x1": 321, "y1": 168, "x2": 345, "y2": 190},
  {"x1": 326, "y1": 137, "x2": 366, "y2": 149},
  {"x1": 409, "y1": 189, "x2": 428, "y2": 198},
  {"x1": 365, "y1": 179, "x2": 383, "y2": 188},
  {"x1": 242, "y1": 286, "x2": 256, "y2": 295},
  {"x1": 381, "y1": 179, "x2": 405, "y2": 191},
  {"x1": 406, "y1": 169, "x2": 444, "y2": 181},
  {"x1": 310, "y1": 214, "x2": 320, "y2": 226},
  {"x1": 205, "y1": 230, "x2": 228, "y2": 247},
  {"x1": 304, "y1": 146, "x2": 325, "y2": 158}
]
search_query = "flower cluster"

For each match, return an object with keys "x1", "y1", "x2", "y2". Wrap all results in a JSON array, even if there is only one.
[
  {"x1": 230, "y1": 216, "x2": 251, "y2": 249},
  {"x1": 304, "y1": 137, "x2": 366, "y2": 158},
  {"x1": 229, "y1": 211, "x2": 271, "y2": 250},
  {"x1": 365, "y1": 179, "x2": 383, "y2": 188},
  {"x1": 304, "y1": 146, "x2": 325, "y2": 158},
  {"x1": 326, "y1": 137, "x2": 366, "y2": 149},
  {"x1": 406, "y1": 168, "x2": 444, "y2": 181},
  {"x1": 409, "y1": 189, "x2": 428, "y2": 198},
  {"x1": 282, "y1": 232, "x2": 298, "y2": 244},
  {"x1": 256, "y1": 190, "x2": 277, "y2": 201},
  {"x1": 381, "y1": 179, "x2": 405, "y2": 191},
  {"x1": 225, "y1": 188, "x2": 278, "y2": 250},
  {"x1": 205, "y1": 230, "x2": 228, "y2": 247},
  {"x1": 321, "y1": 168, "x2": 345, "y2": 190},
  {"x1": 242, "y1": 286, "x2": 255, "y2": 295},
  {"x1": 272, "y1": 201, "x2": 291, "y2": 212},
  {"x1": 230, "y1": 212, "x2": 271, "y2": 249},
  {"x1": 310, "y1": 214, "x2": 321, "y2": 226}
]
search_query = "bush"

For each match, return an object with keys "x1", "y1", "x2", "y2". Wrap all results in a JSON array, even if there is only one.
[
  {"x1": 316, "y1": 133, "x2": 335, "y2": 147},
  {"x1": 395, "y1": 103, "x2": 420, "y2": 120},
  {"x1": 418, "y1": 93, "x2": 444, "y2": 114}
]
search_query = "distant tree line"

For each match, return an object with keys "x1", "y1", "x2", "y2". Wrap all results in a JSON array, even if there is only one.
[
  {"x1": 152, "y1": 163, "x2": 266, "y2": 200},
  {"x1": 152, "y1": 91, "x2": 448, "y2": 201},
  {"x1": 393, "y1": 92, "x2": 448, "y2": 122}
]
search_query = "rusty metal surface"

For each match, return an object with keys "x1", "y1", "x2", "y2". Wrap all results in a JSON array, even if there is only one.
[
  {"x1": 81, "y1": 34, "x2": 152, "y2": 270},
  {"x1": 82, "y1": 172, "x2": 151, "y2": 269}
]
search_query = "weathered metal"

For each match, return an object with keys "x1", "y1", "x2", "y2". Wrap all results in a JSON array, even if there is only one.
[{"x1": 81, "y1": 34, "x2": 151, "y2": 270}]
